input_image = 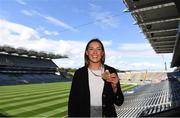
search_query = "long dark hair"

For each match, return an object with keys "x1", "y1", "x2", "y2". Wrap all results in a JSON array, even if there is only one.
[{"x1": 84, "y1": 38, "x2": 105, "y2": 66}]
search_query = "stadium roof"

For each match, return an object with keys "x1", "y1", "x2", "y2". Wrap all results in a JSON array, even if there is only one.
[
  {"x1": 0, "y1": 45, "x2": 68, "y2": 59},
  {"x1": 123, "y1": 0, "x2": 180, "y2": 54},
  {"x1": 171, "y1": 22, "x2": 180, "y2": 67},
  {"x1": 123, "y1": 0, "x2": 180, "y2": 68}
]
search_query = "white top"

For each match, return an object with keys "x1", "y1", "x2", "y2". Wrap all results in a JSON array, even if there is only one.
[{"x1": 88, "y1": 68, "x2": 104, "y2": 106}]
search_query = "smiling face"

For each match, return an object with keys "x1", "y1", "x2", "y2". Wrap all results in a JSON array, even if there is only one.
[{"x1": 86, "y1": 41, "x2": 104, "y2": 65}]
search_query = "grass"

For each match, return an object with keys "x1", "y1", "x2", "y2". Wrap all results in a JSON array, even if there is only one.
[{"x1": 0, "y1": 82, "x2": 138, "y2": 117}]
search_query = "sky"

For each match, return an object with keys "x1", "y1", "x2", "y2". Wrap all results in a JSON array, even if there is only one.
[{"x1": 0, "y1": 0, "x2": 174, "y2": 71}]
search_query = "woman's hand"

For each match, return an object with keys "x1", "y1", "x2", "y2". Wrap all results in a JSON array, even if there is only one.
[
  {"x1": 107, "y1": 73, "x2": 120, "y2": 93},
  {"x1": 107, "y1": 73, "x2": 119, "y2": 84}
]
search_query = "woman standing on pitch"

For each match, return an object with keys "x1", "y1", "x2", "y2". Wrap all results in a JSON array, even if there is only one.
[{"x1": 68, "y1": 38, "x2": 124, "y2": 117}]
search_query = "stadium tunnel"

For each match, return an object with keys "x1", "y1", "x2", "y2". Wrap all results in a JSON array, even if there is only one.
[{"x1": 122, "y1": 0, "x2": 180, "y2": 117}]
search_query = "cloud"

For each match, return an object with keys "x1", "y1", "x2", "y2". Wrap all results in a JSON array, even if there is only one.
[
  {"x1": 0, "y1": 19, "x2": 85, "y2": 68},
  {"x1": 106, "y1": 55, "x2": 123, "y2": 69},
  {"x1": 0, "y1": 19, "x2": 172, "y2": 71},
  {"x1": 115, "y1": 43, "x2": 173, "y2": 70},
  {"x1": 89, "y1": 3, "x2": 119, "y2": 29},
  {"x1": 0, "y1": 19, "x2": 50, "y2": 51},
  {"x1": 118, "y1": 43, "x2": 156, "y2": 57},
  {"x1": 44, "y1": 30, "x2": 59, "y2": 36},
  {"x1": 52, "y1": 40, "x2": 87, "y2": 68},
  {"x1": 36, "y1": 26, "x2": 59, "y2": 36},
  {"x1": 21, "y1": 10, "x2": 33, "y2": 16},
  {"x1": 43, "y1": 16, "x2": 78, "y2": 32},
  {"x1": 119, "y1": 43, "x2": 151, "y2": 51},
  {"x1": 102, "y1": 40, "x2": 112, "y2": 47},
  {"x1": 131, "y1": 62, "x2": 159, "y2": 70},
  {"x1": 21, "y1": 9, "x2": 78, "y2": 32},
  {"x1": 16, "y1": 0, "x2": 26, "y2": 5},
  {"x1": 0, "y1": 19, "x2": 39, "y2": 43},
  {"x1": 0, "y1": 19, "x2": 81, "y2": 55}
]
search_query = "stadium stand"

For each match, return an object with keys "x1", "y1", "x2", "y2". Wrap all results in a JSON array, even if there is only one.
[
  {"x1": 118, "y1": 71, "x2": 167, "y2": 84},
  {"x1": 0, "y1": 46, "x2": 70, "y2": 86},
  {"x1": 119, "y1": 0, "x2": 180, "y2": 117},
  {"x1": 117, "y1": 79, "x2": 170, "y2": 117},
  {"x1": 117, "y1": 73, "x2": 180, "y2": 117}
]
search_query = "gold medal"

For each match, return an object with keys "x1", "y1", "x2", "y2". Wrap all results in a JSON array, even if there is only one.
[{"x1": 102, "y1": 70, "x2": 110, "y2": 80}]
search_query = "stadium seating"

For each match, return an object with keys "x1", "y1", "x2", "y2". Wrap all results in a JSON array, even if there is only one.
[
  {"x1": 118, "y1": 71, "x2": 167, "y2": 84},
  {"x1": 0, "y1": 53, "x2": 71, "y2": 86},
  {"x1": 116, "y1": 71, "x2": 180, "y2": 117},
  {"x1": 0, "y1": 54, "x2": 57, "y2": 68}
]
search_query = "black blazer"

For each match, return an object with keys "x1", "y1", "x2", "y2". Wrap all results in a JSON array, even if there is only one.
[{"x1": 68, "y1": 65, "x2": 124, "y2": 117}]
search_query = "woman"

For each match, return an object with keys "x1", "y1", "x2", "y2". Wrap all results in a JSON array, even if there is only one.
[{"x1": 68, "y1": 38, "x2": 124, "y2": 117}]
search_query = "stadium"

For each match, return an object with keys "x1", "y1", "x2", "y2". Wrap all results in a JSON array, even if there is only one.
[{"x1": 0, "y1": 0, "x2": 180, "y2": 117}]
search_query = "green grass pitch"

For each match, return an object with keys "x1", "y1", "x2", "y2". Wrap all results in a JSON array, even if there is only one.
[{"x1": 0, "y1": 82, "x2": 138, "y2": 117}]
